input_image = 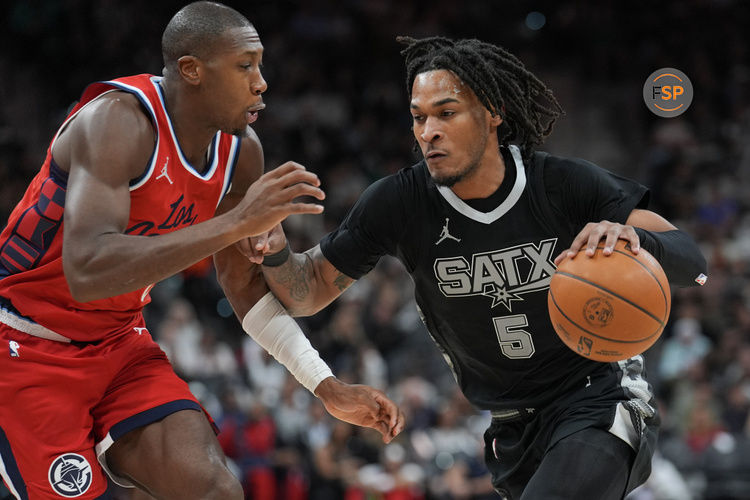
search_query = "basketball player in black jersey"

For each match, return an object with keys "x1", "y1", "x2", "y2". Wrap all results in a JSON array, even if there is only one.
[{"x1": 243, "y1": 37, "x2": 707, "y2": 499}]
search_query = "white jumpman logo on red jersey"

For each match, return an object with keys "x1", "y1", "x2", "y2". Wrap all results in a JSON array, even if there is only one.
[{"x1": 156, "y1": 158, "x2": 173, "y2": 184}]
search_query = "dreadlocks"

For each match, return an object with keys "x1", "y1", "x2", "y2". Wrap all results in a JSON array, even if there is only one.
[{"x1": 397, "y1": 36, "x2": 563, "y2": 161}]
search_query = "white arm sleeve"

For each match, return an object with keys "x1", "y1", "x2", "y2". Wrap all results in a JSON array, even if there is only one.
[{"x1": 242, "y1": 292, "x2": 334, "y2": 393}]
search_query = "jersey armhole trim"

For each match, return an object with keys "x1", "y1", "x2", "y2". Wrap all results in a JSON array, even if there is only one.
[{"x1": 217, "y1": 136, "x2": 241, "y2": 207}]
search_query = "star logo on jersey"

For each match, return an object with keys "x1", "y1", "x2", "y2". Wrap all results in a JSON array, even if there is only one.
[
  {"x1": 481, "y1": 284, "x2": 524, "y2": 311},
  {"x1": 48, "y1": 453, "x2": 92, "y2": 497},
  {"x1": 434, "y1": 238, "x2": 557, "y2": 312}
]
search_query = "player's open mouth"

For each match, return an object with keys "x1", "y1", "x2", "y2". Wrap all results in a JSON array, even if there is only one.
[{"x1": 247, "y1": 104, "x2": 265, "y2": 124}]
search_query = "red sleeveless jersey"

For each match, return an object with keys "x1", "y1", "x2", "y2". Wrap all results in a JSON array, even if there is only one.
[{"x1": 0, "y1": 74, "x2": 239, "y2": 342}]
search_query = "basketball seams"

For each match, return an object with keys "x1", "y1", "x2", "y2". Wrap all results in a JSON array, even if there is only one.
[
  {"x1": 549, "y1": 241, "x2": 672, "y2": 361},
  {"x1": 548, "y1": 288, "x2": 662, "y2": 344},
  {"x1": 609, "y1": 247, "x2": 669, "y2": 317},
  {"x1": 554, "y1": 270, "x2": 665, "y2": 327}
]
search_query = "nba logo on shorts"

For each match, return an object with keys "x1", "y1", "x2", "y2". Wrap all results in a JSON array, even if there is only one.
[
  {"x1": 8, "y1": 340, "x2": 20, "y2": 358},
  {"x1": 48, "y1": 453, "x2": 92, "y2": 497}
]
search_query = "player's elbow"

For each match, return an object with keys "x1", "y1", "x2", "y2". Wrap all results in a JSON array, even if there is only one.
[
  {"x1": 63, "y1": 254, "x2": 104, "y2": 303},
  {"x1": 64, "y1": 270, "x2": 99, "y2": 303}
]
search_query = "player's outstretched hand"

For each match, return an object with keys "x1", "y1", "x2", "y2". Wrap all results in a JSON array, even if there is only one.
[
  {"x1": 314, "y1": 377, "x2": 405, "y2": 443},
  {"x1": 554, "y1": 220, "x2": 640, "y2": 266},
  {"x1": 232, "y1": 162, "x2": 325, "y2": 238}
]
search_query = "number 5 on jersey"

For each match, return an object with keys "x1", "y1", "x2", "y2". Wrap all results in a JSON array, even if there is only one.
[{"x1": 493, "y1": 314, "x2": 535, "y2": 359}]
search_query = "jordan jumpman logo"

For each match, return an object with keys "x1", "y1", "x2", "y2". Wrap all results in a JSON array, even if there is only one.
[
  {"x1": 435, "y1": 218, "x2": 461, "y2": 245},
  {"x1": 156, "y1": 157, "x2": 173, "y2": 184}
]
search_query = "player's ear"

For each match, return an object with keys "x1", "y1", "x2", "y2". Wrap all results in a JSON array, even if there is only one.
[
  {"x1": 177, "y1": 55, "x2": 201, "y2": 86},
  {"x1": 486, "y1": 103, "x2": 503, "y2": 128}
]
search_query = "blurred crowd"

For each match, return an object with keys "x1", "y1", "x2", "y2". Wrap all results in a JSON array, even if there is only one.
[{"x1": 2, "y1": 1, "x2": 750, "y2": 499}]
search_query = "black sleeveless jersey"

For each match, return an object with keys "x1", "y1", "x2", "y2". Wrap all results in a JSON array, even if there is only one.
[{"x1": 320, "y1": 145, "x2": 649, "y2": 410}]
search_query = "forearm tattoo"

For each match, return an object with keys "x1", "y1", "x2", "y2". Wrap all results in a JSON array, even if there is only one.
[{"x1": 267, "y1": 253, "x2": 314, "y2": 302}]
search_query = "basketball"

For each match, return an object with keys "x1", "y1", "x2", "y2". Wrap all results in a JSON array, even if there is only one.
[{"x1": 547, "y1": 239, "x2": 671, "y2": 362}]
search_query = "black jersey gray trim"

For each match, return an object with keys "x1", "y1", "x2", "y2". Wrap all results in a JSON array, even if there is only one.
[{"x1": 436, "y1": 145, "x2": 527, "y2": 224}]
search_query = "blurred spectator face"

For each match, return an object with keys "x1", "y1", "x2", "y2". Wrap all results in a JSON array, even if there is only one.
[
  {"x1": 409, "y1": 69, "x2": 500, "y2": 187},
  {"x1": 675, "y1": 317, "x2": 701, "y2": 344},
  {"x1": 330, "y1": 302, "x2": 363, "y2": 341}
]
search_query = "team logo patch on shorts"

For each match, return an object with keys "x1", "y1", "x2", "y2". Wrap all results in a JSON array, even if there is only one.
[{"x1": 48, "y1": 453, "x2": 92, "y2": 497}]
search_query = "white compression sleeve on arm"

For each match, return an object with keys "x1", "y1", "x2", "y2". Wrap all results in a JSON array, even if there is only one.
[{"x1": 242, "y1": 292, "x2": 334, "y2": 393}]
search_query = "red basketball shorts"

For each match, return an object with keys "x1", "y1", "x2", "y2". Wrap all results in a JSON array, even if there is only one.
[{"x1": 0, "y1": 322, "x2": 215, "y2": 499}]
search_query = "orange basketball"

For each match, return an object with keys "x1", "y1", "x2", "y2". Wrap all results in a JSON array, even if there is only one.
[{"x1": 547, "y1": 239, "x2": 671, "y2": 362}]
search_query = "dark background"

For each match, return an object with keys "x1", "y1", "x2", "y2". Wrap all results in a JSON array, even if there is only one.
[{"x1": 1, "y1": 1, "x2": 749, "y2": 499}]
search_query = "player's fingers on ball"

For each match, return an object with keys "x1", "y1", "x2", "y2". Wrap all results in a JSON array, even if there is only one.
[
  {"x1": 569, "y1": 229, "x2": 590, "y2": 250},
  {"x1": 602, "y1": 229, "x2": 620, "y2": 255},
  {"x1": 585, "y1": 227, "x2": 606, "y2": 256},
  {"x1": 626, "y1": 226, "x2": 640, "y2": 253},
  {"x1": 567, "y1": 230, "x2": 591, "y2": 259},
  {"x1": 553, "y1": 251, "x2": 570, "y2": 266}
]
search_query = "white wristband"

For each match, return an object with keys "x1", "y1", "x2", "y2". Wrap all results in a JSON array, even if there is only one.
[{"x1": 242, "y1": 292, "x2": 333, "y2": 394}]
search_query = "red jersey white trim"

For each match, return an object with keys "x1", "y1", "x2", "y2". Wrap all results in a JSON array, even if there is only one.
[{"x1": 0, "y1": 74, "x2": 240, "y2": 342}]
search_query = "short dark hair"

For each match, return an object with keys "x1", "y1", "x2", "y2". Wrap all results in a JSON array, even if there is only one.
[
  {"x1": 397, "y1": 36, "x2": 563, "y2": 160},
  {"x1": 162, "y1": 1, "x2": 253, "y2": 69}
]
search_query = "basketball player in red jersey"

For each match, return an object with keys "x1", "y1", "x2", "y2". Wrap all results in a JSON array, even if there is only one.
[{"x1": 0, "y1": 2, "x2": 403, "y2": 499}]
